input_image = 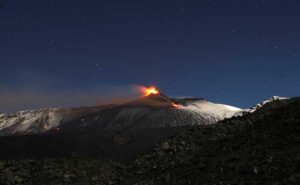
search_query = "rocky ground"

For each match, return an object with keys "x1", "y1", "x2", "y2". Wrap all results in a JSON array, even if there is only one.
[
  {"x1": 0, "y1": 97, "x2": 300, "y2": 185},
  {"x1": 0, "y1": 158, "x2": 123, "y2": 185}
]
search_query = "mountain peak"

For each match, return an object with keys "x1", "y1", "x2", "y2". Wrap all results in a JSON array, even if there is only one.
[
  {"x1": 125, "y1": 94, "x2": 177, "y2": 108},
  {"x1": 249, "y1": 96, "x2": 289, "y2": 113}
]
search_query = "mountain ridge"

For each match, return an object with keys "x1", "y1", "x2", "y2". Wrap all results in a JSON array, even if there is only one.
[{"x1": 0, "y1": 95, "x2": 242, "y2": 136}]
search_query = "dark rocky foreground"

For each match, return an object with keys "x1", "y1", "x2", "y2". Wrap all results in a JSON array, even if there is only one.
[
  {"x1": 1, "y1": 97, "x2": 300, "y2": 185},
  {"x1": 0, "y1": 127, "x2": 186, "y2": 160}
]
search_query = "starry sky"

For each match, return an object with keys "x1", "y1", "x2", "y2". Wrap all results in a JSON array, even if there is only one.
[{"x1": 0, "y1": 0, "x2": 300, "y2": 112}]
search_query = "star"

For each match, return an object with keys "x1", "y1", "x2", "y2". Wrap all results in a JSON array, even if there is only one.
[{"x1": 95, "y1": 63, "x2": 102, "y2": 69}]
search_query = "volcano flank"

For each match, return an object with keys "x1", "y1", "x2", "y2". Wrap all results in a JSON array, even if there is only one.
[{"x1": 0, "y1": 89, "x2": 242, "y2": 160}]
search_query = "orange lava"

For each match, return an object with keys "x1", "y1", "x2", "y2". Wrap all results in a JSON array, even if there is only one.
[
  {"x1": 172, "y1": 102, "x2": 180, "y2": 109},
  {"x1": 139, "y1": 86, "x2": 160, "y2": 97},
  {"x1": 137, "y1": 85, "x2": 180, "y2": 108}
]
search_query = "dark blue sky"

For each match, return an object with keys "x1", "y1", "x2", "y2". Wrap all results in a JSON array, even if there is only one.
[{"x1": 0, "y1": 0, "x2": 300, "y2": 111}]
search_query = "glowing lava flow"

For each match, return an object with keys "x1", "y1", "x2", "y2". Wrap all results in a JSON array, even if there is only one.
[{"x1": 172, "y1": 102, "x2": 180, "y2": 109}]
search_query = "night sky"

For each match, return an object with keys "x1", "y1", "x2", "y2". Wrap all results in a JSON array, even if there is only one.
[{"x1": 1, "y1": 0, "x2": 300, "y2": 112}]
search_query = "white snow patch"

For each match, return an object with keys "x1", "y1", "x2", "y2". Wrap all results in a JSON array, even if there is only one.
[{"x1": 248, "y1": 96, "x2": 289, "y2": 113}]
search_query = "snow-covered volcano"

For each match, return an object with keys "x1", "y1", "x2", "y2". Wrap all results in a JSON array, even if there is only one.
[
  {"x1": 0, "y1": 95, "x2": 292, "y2": 160},
  {"x1": 0, "y1": 94, "x2": 242, "y2": 136}
]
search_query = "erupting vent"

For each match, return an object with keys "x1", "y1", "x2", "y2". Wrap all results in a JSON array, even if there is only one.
[
  {"x1": 138, "y1": 85, "x2": 180, "y2": 109},
  {"x1": 139, "y1": 86, "x2": 160, "y2": 97}
]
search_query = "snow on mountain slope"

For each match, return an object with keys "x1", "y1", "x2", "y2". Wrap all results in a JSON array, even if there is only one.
[
  {"x1": 0, "y1": 109, "x2": 58, "y2": 135},
  {"x1": 181, "y1": 99, "x2": 241, "y2": 118},
  {"x1": 0, "y1": 107, "x2": 101, "y2": 136},
  {"x1": 248, "y1": 96, "x2": 289, "y2": 113},
  {"x1": 0, "y1": 95, "x2": 242, "y2": 136},
  {"x1": 58, "y1": 95, "x2": 242, "y2": 130}
]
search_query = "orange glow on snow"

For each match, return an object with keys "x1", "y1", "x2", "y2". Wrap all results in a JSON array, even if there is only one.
[{"x1": 172, "y1": 102, "x2": 180, "y2": 109}]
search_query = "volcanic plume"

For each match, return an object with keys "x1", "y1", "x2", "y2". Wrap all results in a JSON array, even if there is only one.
[
  {"x1": 139, "y1": 86, "x2": 160, "y2": 97},
  {"x1": 135, "y1": 86, "x2": 180, "y2": 108}
]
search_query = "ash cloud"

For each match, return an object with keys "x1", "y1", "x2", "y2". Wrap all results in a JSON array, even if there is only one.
[{"x1": 0, "y1": 85, "x2": 139, "y2": 113}]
